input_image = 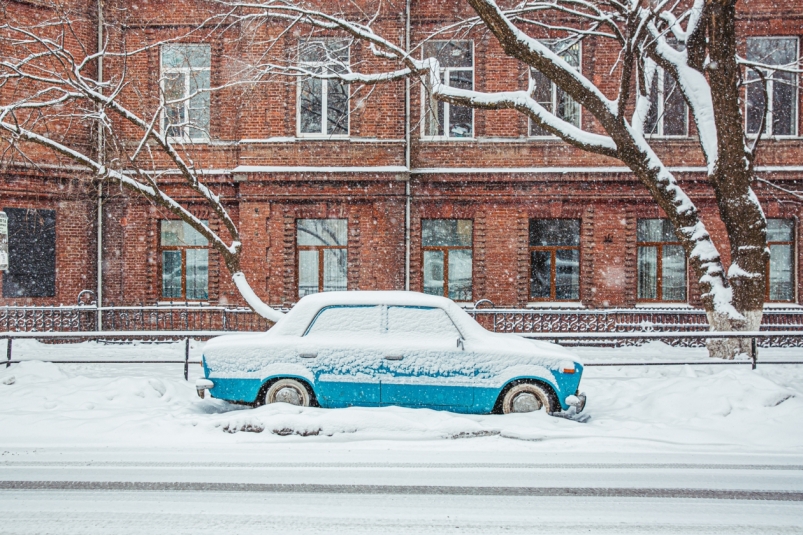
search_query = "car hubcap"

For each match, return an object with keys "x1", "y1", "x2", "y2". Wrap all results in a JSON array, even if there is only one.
[
  {"x1": 511, "y1": 392, "x2": 541, "y2": 413},
  {"x1": 274, "y1": 386, "x2": 303, "y2": 405}
]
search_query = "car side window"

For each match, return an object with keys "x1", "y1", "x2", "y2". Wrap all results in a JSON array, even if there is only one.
[
  {"x1": 305, "y1": 305, "x2": 382, "y2": 335},
  {"x1": 387, "y1": 306, "x2": 460, "y2": 338}
]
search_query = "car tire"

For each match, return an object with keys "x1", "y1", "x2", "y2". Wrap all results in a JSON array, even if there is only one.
[
  {"x1": 501, "y1": 383, "x2": 554, "y2": 414},
  {"x1": 264, "y1": 379, "x2": 311, "y2": 407}
]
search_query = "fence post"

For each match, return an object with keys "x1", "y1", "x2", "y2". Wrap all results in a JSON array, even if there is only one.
[
  {"x1": 751, "y1": 337, "x2": 757, "y2": 370},
  {"x1": 6, "y1": 337, "x2": 11, "y2": 368},
  {"x1": 184, "y1": 337, "x2": 190, "y2": 381}
]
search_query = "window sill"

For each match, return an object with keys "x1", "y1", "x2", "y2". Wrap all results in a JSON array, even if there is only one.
[
  {"x1": 635, "y1": 302, "x2": 693, "y2": 308},
  {"x1": 156, "y1": 301, "x2": 211, "y2": 306},
  {"x1": 526, "y1": 301, "x2": 585, "y2": 308},
  {"x1": 296, "y1": 134, "x2": 350, "y2": 140},
  {"x1": 420, "y1": 136, "x2": 476, "y2": 142},
  {"x1": 764, "y1": 302, "x2": 802, "y2": 309}
]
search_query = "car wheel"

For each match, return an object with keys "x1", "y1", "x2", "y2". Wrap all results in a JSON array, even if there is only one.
[
  {"x1": 501, "y1": 383, "x2": 554, "y2": 414},
  {"x1": 265, "y1": 379, "x2": 311, "y2": 407}
]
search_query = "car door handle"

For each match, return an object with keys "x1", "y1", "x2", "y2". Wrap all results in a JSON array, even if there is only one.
[
  {"x1": 384, "y1": 355, "x2": 404, "y2": 361},
  {"x1": 299, "y1": 353, "x2": 317, "y2": 359}
]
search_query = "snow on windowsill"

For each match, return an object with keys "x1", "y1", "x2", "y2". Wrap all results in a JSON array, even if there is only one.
[
  {"x1": 764, "y1": 303, "x2": 803, "y2": 309},
  {"x1": 526, "y1": 302, "x2": 585, "y2": 309},
  {"x1": 635, "y1": 302, "x2": 694, "y2": 309}
]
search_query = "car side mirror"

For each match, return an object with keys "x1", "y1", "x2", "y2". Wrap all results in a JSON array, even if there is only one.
[{"x1": 456, "y1": 337, "x2": 465, "y2": 351}]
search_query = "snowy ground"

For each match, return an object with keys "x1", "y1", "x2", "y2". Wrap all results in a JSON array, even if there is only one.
[{"x1": 1, "y1": 339, "x2": 802, "y2": 533}]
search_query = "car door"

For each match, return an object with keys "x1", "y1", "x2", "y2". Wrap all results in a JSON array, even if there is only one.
[
  {"x1": 380, "y1": 306, "x2": 474, "y2": 408},
  {"x1": 302, "y1": 305, "x2": 383, "y2": 407}
]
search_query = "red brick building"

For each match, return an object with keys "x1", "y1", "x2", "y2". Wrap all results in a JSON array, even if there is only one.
[{"x1": 1, "y1": 0, "x2": 801, "y2": 311}]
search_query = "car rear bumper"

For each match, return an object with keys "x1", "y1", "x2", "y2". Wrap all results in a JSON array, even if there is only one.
[{"x1": 195, "y1": 378, "x2": 214, "y2": 398}]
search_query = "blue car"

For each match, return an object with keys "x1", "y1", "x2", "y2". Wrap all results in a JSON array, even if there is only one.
[{"x1": 198, "y1": 291, "x2": 586, "y2": 415}]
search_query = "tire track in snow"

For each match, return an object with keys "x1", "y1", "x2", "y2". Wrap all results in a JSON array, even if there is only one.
[{"x1": 2, "y1": 481, "x2": 802, "y2": 500}]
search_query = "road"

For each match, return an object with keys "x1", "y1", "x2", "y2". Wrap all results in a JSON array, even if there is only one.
[{"x1": 1, "y1": 447, "x2": 802, "y2": 534}]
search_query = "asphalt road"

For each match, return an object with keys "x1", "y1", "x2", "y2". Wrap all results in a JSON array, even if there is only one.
[{"x1": 1, "y1": 449, "x2": 802, "y2": 534}]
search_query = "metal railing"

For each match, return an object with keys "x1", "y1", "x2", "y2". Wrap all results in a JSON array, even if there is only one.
[
  {"x1": 4, "y1": 330, "x2": 803, "y2": 381},
  {"x1": 467, "y1": 306, "x2": 803, "y2": 347},
  {"x1": 0, "y1": 303, "x2": 273, "y2": 333}
]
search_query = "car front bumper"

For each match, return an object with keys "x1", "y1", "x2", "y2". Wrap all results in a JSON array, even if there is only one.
[{"x1": 565, "y1": 392, "x2": 587, "y2": 413}]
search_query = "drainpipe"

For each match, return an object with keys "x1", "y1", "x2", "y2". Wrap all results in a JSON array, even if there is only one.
[
  {"x1": 404, "y1": 0, "x2": 411, "y2": 291},
  {"x1": 96, "y1": 0, "x2": 104, "y2": 330}
]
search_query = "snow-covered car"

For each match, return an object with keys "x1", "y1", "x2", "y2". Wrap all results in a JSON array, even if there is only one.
[{"x1": 198, "y1": 291, "x2": 586, "y2": 415}]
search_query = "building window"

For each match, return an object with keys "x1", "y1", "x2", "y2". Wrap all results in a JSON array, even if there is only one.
[
  {"x1": 2, "y1": 208, "x2": 55, "y2": 298},
  {"x1": 746, "y1": 37, "x2": 798, "y2": 137},
  {"x1": 423, "y1": 41, "x2": 474, "y2": 138},
  {"x1": 422, "y1": 219, "x2": 473, "y2": 301},
  {"x1": 298, "y1": 40, "x2": 349, "y2": 137},
  {"x1": 297, "y1": 219, "x2": 347, "y2": 297},
  {"x1": 767, "y1": 219, "x2": 795, "y2": 302},
  {"x1": 529, "y1": 219, "x2": 580, "y2": 301},
  {"x1": 160, "y1": 44, "x2": 211, "y2": 141},
  {"x1": 637, "y1": 219, "x2": 686, "y2": 302},
  {"x1": 645, "y1": 68, "x2": 688, "y2": 137},
  {"x1": 160, "y1": 220, "x2": 208, "y2": 301},
  {"x1": 529, "y1": 42, "x2": 581, "y2": 137}
]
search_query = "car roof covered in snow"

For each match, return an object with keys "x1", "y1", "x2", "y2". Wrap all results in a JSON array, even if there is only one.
[{"x1": 269, "y1": 291, "x2": 479, "y2": 337}]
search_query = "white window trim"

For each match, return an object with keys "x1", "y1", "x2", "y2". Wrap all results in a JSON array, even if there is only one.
[
  {"x1": 645, "y1": 66, "x2": 690, "y2": 139},
  {"x1": 766, "y1": 217, "x2": 798, "y2": 304},
  {"x1": 421, "y1": 40, "x2": 475, "y2": 141},
  {"x1": 745, "y1": 36, "x2": 799, "y2": 139},
  {"x1": 528, "y1": 42, "x2": 582, "y2": 139},
  {"x1": 296, "y1": 41, "x2": 351, "y2": 139},
  {"x1": 160, "y1": 44, "x2": 211, "y2": 144}
]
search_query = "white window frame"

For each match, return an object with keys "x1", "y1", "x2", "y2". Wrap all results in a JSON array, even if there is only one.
[
  {"x1": 160, "y1": 44, "x2": 211, "y2": 143},
  {"x1": 296, "y1": 40, "x2": 350, "y2": 139},
  {"x1": 645, "y1": 67, "x2": 690, "y2": 138},
  {"x1": 421, "y1": 40, "x2": 475, "y2": 141},
  {"x1": 745, "y1": 36, "x2": 799, "y2": 139},
  {"x1": 528, "y1": 42, "x2": 582, "y2": 139}
]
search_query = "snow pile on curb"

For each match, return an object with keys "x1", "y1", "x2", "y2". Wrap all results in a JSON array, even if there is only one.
[{"x1": 0, "y1": 340, "x2": 802, "y2": 452}]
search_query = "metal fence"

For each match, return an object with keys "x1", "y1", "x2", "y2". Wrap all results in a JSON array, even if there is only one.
[
  {"x1": 4, "y1": 330, "x2": 803, "y2": 381},
  {"x1": 0, "y1": 303, "x2": 273, "y2": 333},
  {"x1": 467, "y1": 306, "x2": 803, "y2": 347},
  {"x1": 1, "y1": 297, "x2": 803, "y2": 348}
]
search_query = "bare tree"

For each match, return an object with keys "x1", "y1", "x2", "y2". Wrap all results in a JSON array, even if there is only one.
[
  {"x1": 0, "y1": 1, "x2": 284, "y2": 321},
  {"x1": 222, "y1": 0, "x2": 802, "y2": 358}
]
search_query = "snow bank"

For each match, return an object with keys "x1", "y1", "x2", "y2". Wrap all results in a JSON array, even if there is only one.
[{"x1": 0, "y1": 340, "x2": 802, "y2": 452}]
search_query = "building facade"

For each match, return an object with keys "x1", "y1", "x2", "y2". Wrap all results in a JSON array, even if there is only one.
[{"x1": 1, "y1": 0, "x2": 802, "y2": 311}]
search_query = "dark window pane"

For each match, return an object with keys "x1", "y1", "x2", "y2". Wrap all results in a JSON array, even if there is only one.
[
  {"x1": 161, "y1": 250, "x2": 183, "y2": 299},
  {"x1": 769, "y1": 244, "x2": 794, "y2": 301},
  {"x1": 746, "y1": 76, "x2": 766, "y2": 135},
  {"x1": 555, "y1": 249, "x2": 580, "y2": 300},
  {"x1": 297, "y1": 219, "x2": 347, "y2": 246},
  {"x1": 529, "y1": 70, "x2": 553, "y2": 136},
  {"x1": 530, "y1": 250, "x2": 551, "y2": 299},
  {"x1": 637, "y1": 219, "x2": 676, "y2": 243},
  {"x1": 422, "y1": 220, "x2": 472, "y2": 247},
  {"x1": 299, "y1": 78, "x2": 323, "y2": 134},
  {"x1": 323, "y1": 248, "x2": 347, "y2": 292},
  {"x1": 767, "y1": 219, "x2": 794, "y2": 242},
  {"x1": 326, "y1": 79, "x2": 349, "y2": 135},
  {"x1": 2, "y1": 208, "x2": 56, "y2": 298},
  {"x1": 186, "y1": 249, "x2": 208, "y2": 300},
  {"x1": 662, "y1": 73, "x2": 687, "y2": 136},
  {"x1": 423, "y1": 250, "x2": 444, "y2": 296},
  {"x1": 662, "y1": 245, "x2": 686, "y2": 301},
  {"x1": 529, "y1": 219, "x2": 580, "y2": 246},
  {"x1": 422, "y1": 41, "x2": 473, "y2": 68},
  {"x1": 298, "y1": 249, "x2": 319, "y2": 297},
  {"x1": 773, "y1": 72, "x2": 796, "y2": 136},
  {"x1": 645, "y1": 73, "x2": 660, "y2": 135},
  {"x1": 448, "y1": 70, "x2": 473, "y2": 137},
  {"x1": 637, "y1": 246, "x2": 658, "y2": 300},
  {"x1": 448, "y1": 249, "x2": 472, "y2": 301}
]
